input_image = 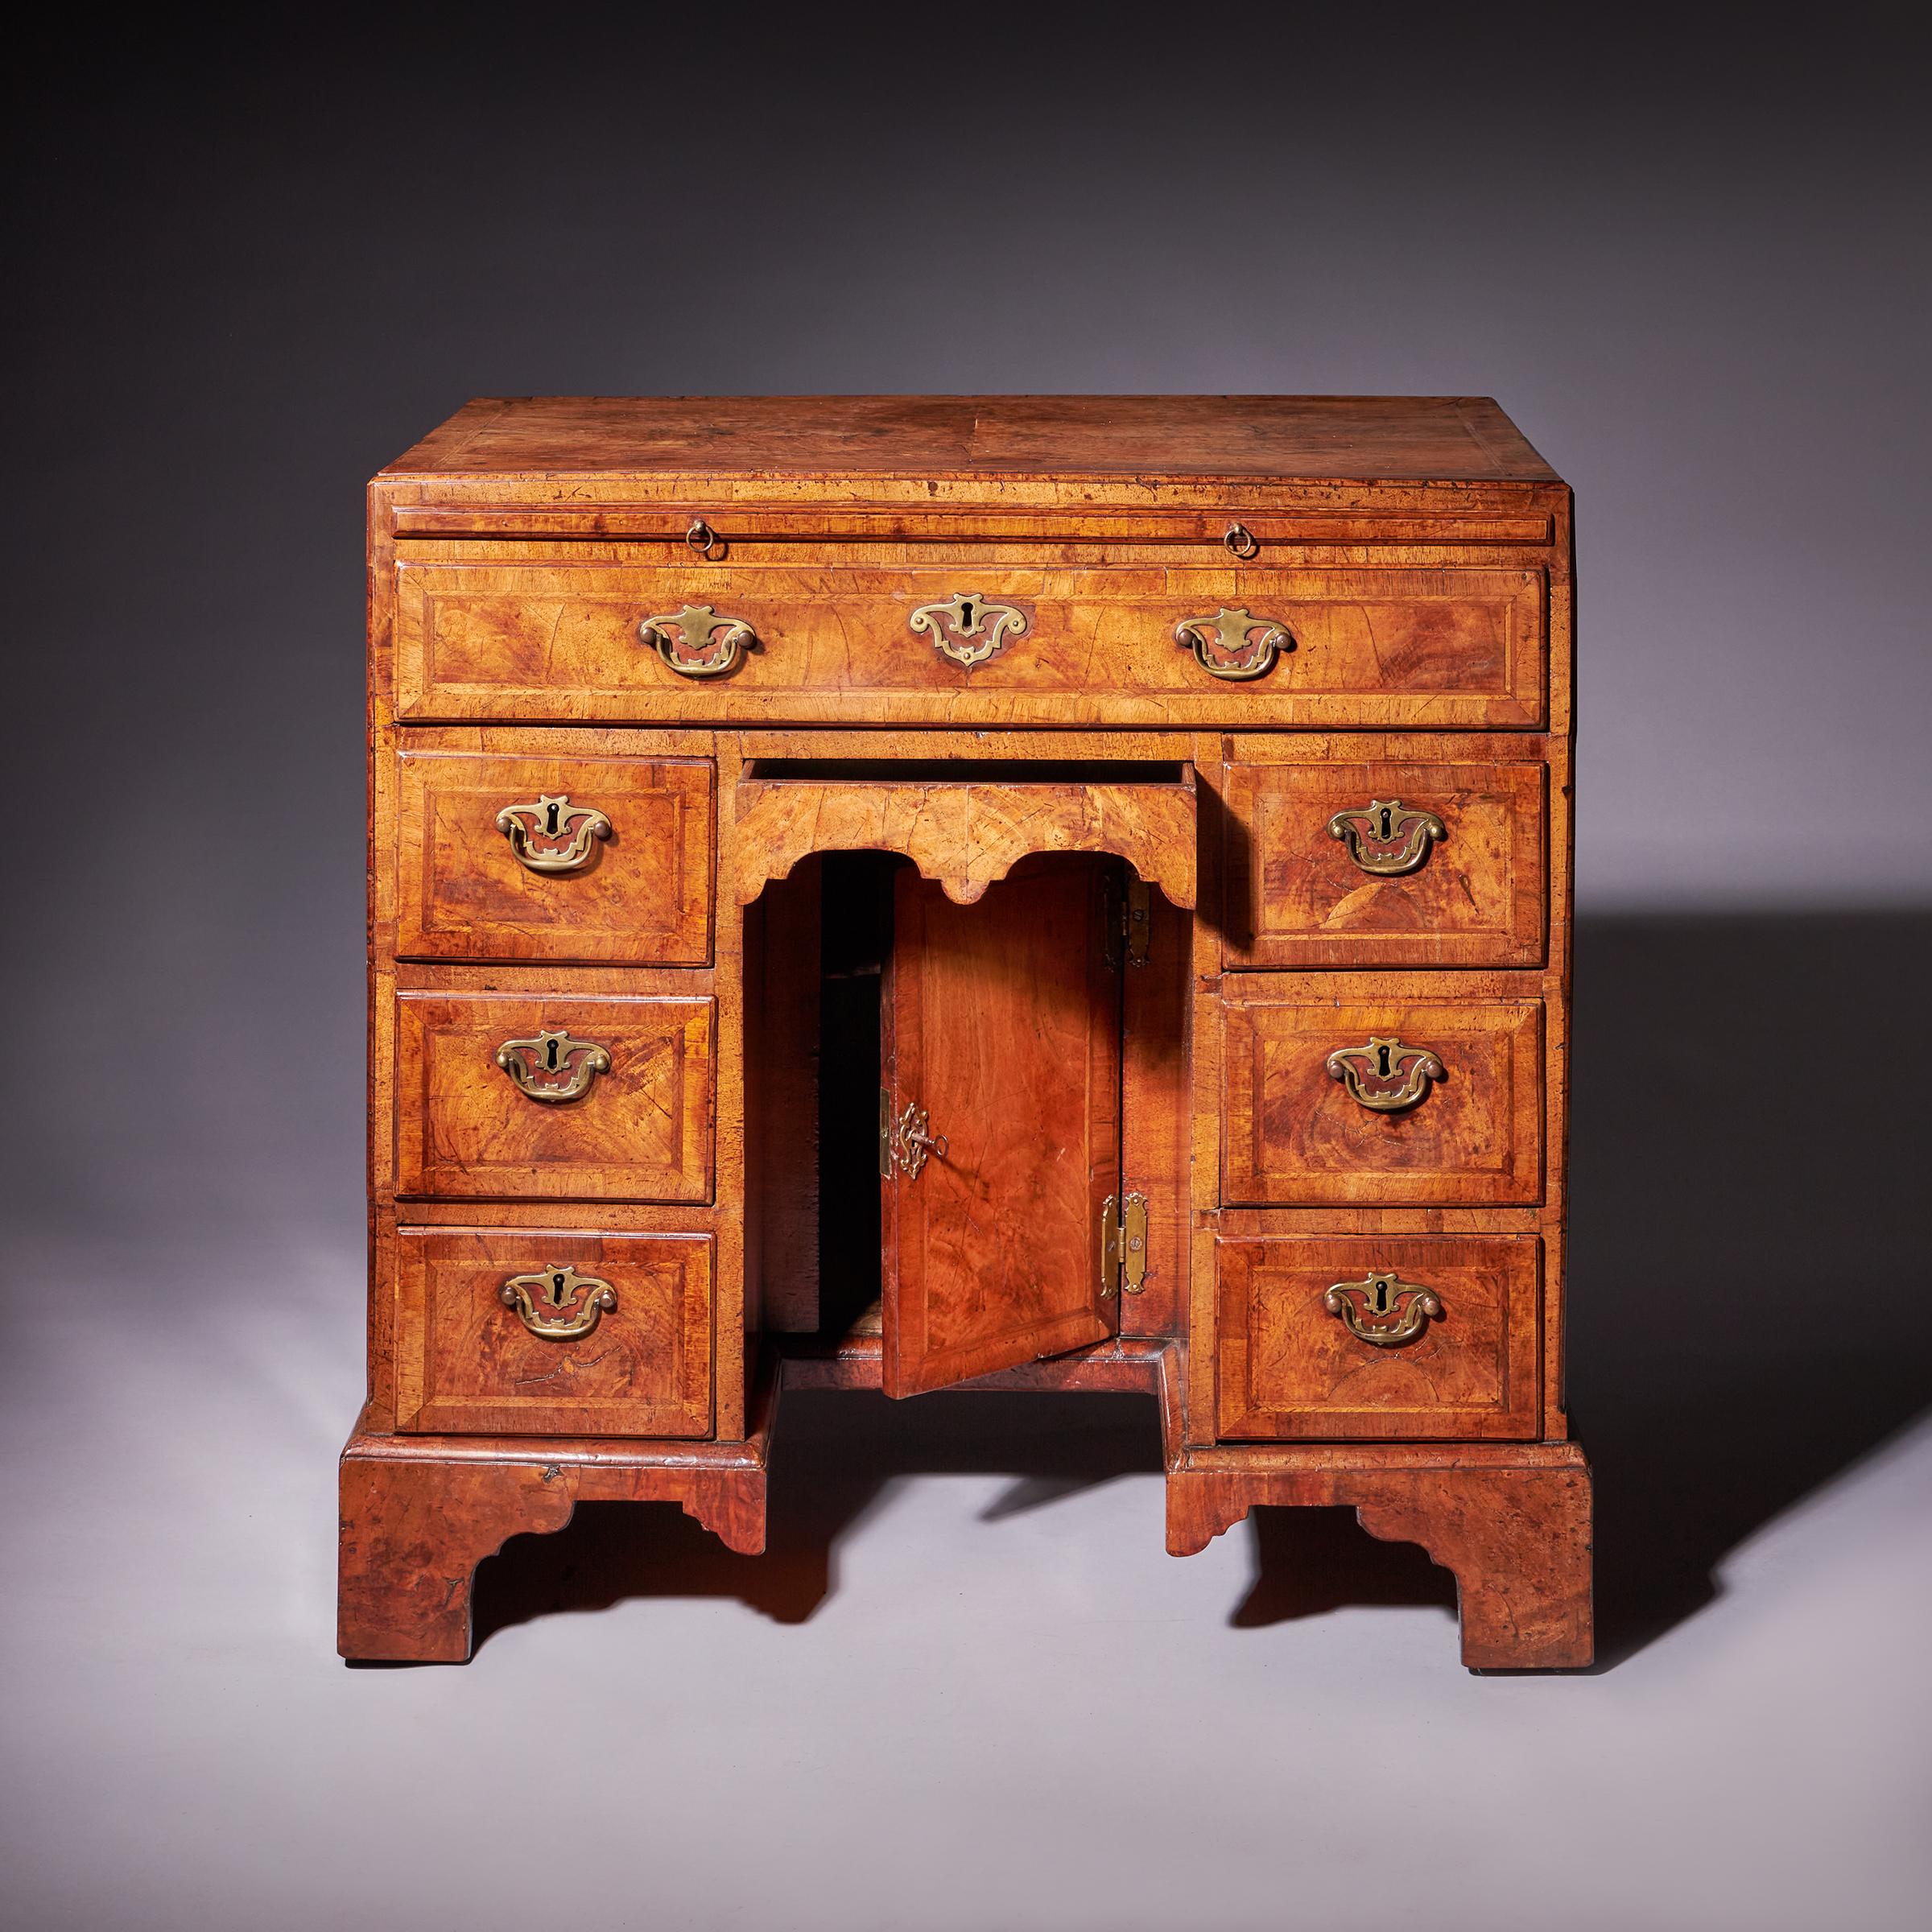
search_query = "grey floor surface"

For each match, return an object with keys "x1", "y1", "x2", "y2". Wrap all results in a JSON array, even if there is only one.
[
  {"x1": 3, "y1": 1224, "x2": 1930, "y2": 1932},
  {"x1": 5, "y1": 914, "x2": 1930, "y2": 1930}
]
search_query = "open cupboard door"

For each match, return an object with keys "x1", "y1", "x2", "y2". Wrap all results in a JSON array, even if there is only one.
[{"x1": 879, "y1": 859, "x2": 1123, "y2": 1397}]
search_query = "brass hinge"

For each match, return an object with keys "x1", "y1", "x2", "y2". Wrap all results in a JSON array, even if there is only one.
[
  {"x1": 1100, "y1": 1190, "x2": 1150, "y2": 1298},
  {"x1": 1123, "y1": 877, "x2": 1151, "y2": 967}
]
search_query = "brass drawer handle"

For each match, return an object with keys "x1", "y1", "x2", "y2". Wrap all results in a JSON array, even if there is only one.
[
  {"x1": 1323, "y1": 1270, "x2": 1441, "y2": 1347},
  {"x1": 882, "y1": 1096, "x2": 947, "y2": 1179},
  {"x1": 1327, "y1": 799, "x2": 1445, "y2": 877},
  {"x1": 908, "y1": 592, "x2": 1029, "y2": 668},
  {"x1": 1174, "y1": 606, "x2": 1292, "y2": 680},
  {"x1": 1325, "y1": 1034, "x2": 1444, "y2": 1113},
  {"x1": 495, "y1": 793, "x2": 612, "y2": 873},
  {"x1": 640, "y1": 602, "x2": 757, "y2": 677},
  {"x1": 494, "y1": 1026, "x2": 612, "y2": 1102},
  {"x1": 499, "y1": 1264, "x2": 617, "y2": 1340}
]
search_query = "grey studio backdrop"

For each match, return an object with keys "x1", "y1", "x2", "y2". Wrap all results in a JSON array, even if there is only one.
[{"x1": 5, "y1": 14, "x2": 1929, "y2": 1932}]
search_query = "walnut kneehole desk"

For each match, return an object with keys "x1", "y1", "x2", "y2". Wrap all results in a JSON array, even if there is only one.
[{"x1": 341, "y1": 394, "x2": 1591, "y2": 1668}]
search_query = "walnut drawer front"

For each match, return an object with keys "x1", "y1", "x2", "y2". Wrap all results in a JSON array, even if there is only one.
[
  {"x1": 1215, "y1": 1233, "x2": 1539, "y2": 1440},
  {"x1": 1224, "y1": 757, "x2": 1546, "y2": 968},
  {"x1": 394, "y1": 1228, "x2": 712, "y2": 1437},
  {"x1": 394, "y1": 993, "x2": 714, "y2": 1201},
  {"x1": 392, "y1": 559, "x2": 1546, "y2": 727},
  {"x1": 1220, "y1": 986, "x2": 1543, "y2": 1205},
  {"x1": 395, "y1": 749, "x2": 713, "y2": 964}
]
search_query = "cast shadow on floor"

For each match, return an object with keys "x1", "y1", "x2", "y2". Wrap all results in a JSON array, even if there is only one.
[{"x1": 474, "y1": 912, "x2": 1932, "y2": 1670}]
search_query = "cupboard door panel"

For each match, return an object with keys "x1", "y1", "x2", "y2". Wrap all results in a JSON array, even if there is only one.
[{"x1": 881, "y1": 861, "x2": 1121, "y2": 1395}]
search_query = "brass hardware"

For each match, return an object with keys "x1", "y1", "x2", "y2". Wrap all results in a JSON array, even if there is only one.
[
  {"x1": 1100, "y1": 1191, "x2": 1150, "y2": 1298},
  {"x1": 1325, "y1": 1035, "x2": 1445, "y2": 1113},
  {"x1": 1174, "y1": 606, "x2": 1292, "y2": 681},
  {"x1": 885, "y1": 1098, "x2": 947, "y2": 1179},
  {"x1": 1323, "y1": 1271, "x2": 1442, "y2": 1348},
  {"x1": 499, "y1": 1264, "x2": 617, "y2": 1340},
  {"x1": 1327, "y1": 799, "x2": 1446, "y2": 877},
  {"x1": 494, "y1": 1027, "x2": 613, "y2": 1103},
  {"x1": 907, "y1": 592, "x2": 1029, "y2": 669},
  {"x1": 639, "y1": 602, "x2": 757, "y2": 678},
  {"x1": 495, "y1": 793, "x2": 613, "y2": 873},
  {"x1": 1123, "y1": 877, "x2": 1152, "y2": 968},
  {"x1": 1224, "y1": 521, "x2": 1260, "y2": 559},
  {"x1": 686, "y1": 517, "x2": 723, "y2": 558}
]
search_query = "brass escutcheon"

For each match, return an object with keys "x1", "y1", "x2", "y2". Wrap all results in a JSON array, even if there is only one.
[
  {"x1": 886, "y1": 1099, "x2": 947, "y2": 1179},
  {"x1": 1325, "y1": 1035, "x2": 1445, "y2": 1113},
  {"x1": 1327, "y1": 799, "x2": 1446, "y2": 877},
  {"x1": 1174, "y1": 606, "x2": 1293, "y2": 681},
  {"x1": 495, "y1": 1027, "x2": 613, "y2": 1103},
  {"x1": 907, "y1": 592, "x2": 1029, "y2": 669},
  {"x1": 1323, "y1": 1271, "x2": 1442, "y2": 1348},
  {"x1": 495, "y1": 793, "x2": 613, "y2": 873},
  {"x1": 499, "y1": 1264, "x2": 617, "y2": 1340},
  {"x1": 639, "y1": 602, "x2": 758, "y2": 677}
]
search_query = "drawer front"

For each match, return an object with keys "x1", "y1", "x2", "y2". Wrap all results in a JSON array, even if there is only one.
[
  {"x1": 395, "y1": 749, "x2": 713, "y2": 964},
  {"x1": 1224, "y1": 758, "x2": 1546, "y2": 968},
  {"x1": 394, "y1": 560, "x2": 1546, "y2": 726},
  {"x1": 395, "y1": 1228, "x2": 712, "y2": 1437},
  {"x1": 1221, "y1": 989, "x2": 1542, "y2": 1205},
  {"x1": 395, "y1": 994, "x2": 714, "y2": 1201},
  {"x1": 1215, "y1": 1234, "x2": 1539, "y2": 1440}
]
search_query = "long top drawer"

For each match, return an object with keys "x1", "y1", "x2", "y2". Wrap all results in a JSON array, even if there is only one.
[{"x1": 388, "y1": 557, "x2": 1547, "y2": 728}]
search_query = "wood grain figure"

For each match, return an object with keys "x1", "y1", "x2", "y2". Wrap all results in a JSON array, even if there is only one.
[{"x1": 347, "y1": 397, "x2": 1587, "y2": 1668}]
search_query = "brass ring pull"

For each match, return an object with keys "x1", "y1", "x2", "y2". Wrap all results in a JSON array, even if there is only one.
[
  {"x1": 908, "y1": 592, "x2": 1030, "y2": 669},
  {"x1": 1174, "y1": 606, "x2": 1292, "y2": 681},
  {"x1": 640, "y1": 603, "x2": 758, "y2": 678},
  {"x1": 495, "y1": 793, "x2": 612, "y2": 873},
  {"x1": 1323, "y1": 1271, "x2": 1442, "y2": 1348},
  {"x1": 1327, "y1": 799, "x2": 1446, "y2": 877},
  {"x1": 887, "y1": 1100, "x2": 947, "y2": 1179},
  {"x1": 495, "y1": 1027, "x2": 612, "y2": 1103},
  {"x1": 686, "y1": 518, "x2": 724, "y2": 559},
  {"x1": 1224, "y1": 521, "x2": 1260, "y2": 559},
  {"x1": 1325, "y1": 1035, "x2": 1444, "y2": 1113},
  {"x1": 500, "y1": 1265, "x2": 617, "y2": 1340}
]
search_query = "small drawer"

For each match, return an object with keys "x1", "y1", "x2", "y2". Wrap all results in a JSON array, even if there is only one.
[
  {"x1": 1224, "y1": 757, "x2": 1545, "y2": 968},
  {"x1": 395, "y1": 749, "x2": 713, "y2": 964},
  {"x1": 393, "y1": 556, "x2": 1546, "y2": 728},
  {"x1": 394, "y1": 1228, "x2": 712, "y2": 1437},
  {"x1": 395, "y1": 993, "x2": 714, "y2": 1201},
  {"x1": 1215, "y1": 1233, "x2": 1539, "y2": 1439},
  {"x1": 1221, "y1": 985, "x2": 1542, "y2": 1205}
]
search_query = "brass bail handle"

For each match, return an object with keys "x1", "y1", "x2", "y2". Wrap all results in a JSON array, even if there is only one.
[
  {"x1": 1323, "y1": 1271, "x2": 1442, "y2": 1348},
  {"x1": 499, "y1": 1265, "x2": 617, "y2": 1341}
]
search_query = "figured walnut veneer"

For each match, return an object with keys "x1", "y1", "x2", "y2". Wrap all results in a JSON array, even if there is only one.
[{"x1": 345, "y1": 396, "x2": 1588, "y2": 1669}]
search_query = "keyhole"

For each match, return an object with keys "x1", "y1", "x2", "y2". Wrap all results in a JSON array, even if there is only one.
[
  {"x1": 1370, "y1": 1281, "x2": 1391, "y2": 1315},
  {"x1": 959, "y1": 598, "x2": 976, "y2": 629},
  {"x1": 1377, "y1": 1045, "x2": 1392, "y2": 1077},
  {"x1": 544, "y1": 802, "x2": 561, "y2": 836},
  {"x1": 1377, "y1": 807, "x2": 1393, "y2": 839},
  {"x1": 545, "y1": 1038, "x2": 560, "y2": 1071}
]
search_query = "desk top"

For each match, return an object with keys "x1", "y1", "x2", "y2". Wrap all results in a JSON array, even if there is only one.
[{"x1": 383, "y1": 395, "x2": 1559, "y2": 485}]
